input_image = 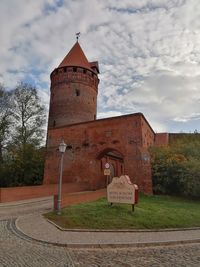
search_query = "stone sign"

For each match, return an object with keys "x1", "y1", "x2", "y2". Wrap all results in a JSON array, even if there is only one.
[{"x1": 107, "y1": 175, "x2": 137, "y2": 204}]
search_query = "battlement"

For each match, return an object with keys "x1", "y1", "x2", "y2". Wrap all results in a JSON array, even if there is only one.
[{"x1": 50, "y1": 66, "x2": 99, "y2": 90}]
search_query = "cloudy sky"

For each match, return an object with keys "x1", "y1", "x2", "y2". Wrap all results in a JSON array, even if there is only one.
[{"x1": 1, "y1": 0, "x2": 200, "y2": 133}]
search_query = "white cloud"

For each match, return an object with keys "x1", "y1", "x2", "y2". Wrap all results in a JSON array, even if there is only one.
[
  {"x1": 97, "y1": 111, "x2": 123, "y2": 119},
  {"x1": 0, "y1": 0, "x2": 200, "y2": 132},
  {"x1": 174, "y1": 113, "x2": 200, "y2": 122}
]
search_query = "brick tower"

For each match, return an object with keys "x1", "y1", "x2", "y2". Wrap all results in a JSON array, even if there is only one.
[
  {"x1": 44, "y1": 39, "x2": 153, "y2": 194},
  {"x1": 48, "y1": 41, "x2": 99, "y2": 128}
]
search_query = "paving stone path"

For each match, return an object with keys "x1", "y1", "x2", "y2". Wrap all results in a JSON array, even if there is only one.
[
  {"x1": 0, "y1": 219, "x2": 200, "y2": 267},
  {"x1": 0, "y1": 196, "x2": 53, "y2": 220},
  {"x1": 0, "y1": 198, "x2": 200, "y2": 266},
  {"x1": 69, "y1": 244, "x2": 200, "y2": 267},
  {"x1": 0, "y1": 220, "x2": 75, "y2": 267}
]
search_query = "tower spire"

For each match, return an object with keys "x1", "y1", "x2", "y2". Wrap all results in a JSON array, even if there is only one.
[
  {"x1": 58, "y1": 41, "x2": 92, "y2": 69},
  {"x1": 76, "y1": 32, "x2": 80, "y2": 42}
]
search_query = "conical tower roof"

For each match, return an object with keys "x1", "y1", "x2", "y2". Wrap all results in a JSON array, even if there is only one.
[{"x1": 58, "y1": 41, "x2": 92, "y2": 70}]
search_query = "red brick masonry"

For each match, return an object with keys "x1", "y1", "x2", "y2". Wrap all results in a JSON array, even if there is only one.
[
  {"x1": 0, "y1": 182, "x2": 89, "y2": 203},
  {"x1": 43, "y1": 41, "x2": 167, "y2": 195},
  {"x1": 44, "y1": 113, "x2": 154, "y2": 194}
]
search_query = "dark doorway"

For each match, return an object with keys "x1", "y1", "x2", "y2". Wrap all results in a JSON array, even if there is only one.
[{"x1": 97, "y1": 149, "x2": 124, "y2": 187}]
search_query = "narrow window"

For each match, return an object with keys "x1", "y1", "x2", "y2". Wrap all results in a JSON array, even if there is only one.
[
  {"x1": 76, "y1": 89, "x2": 80, "y2": 96},
  {"x1": 94, "y1": 114, "x2": 96, "y2": 120},
  {"x1": 83, "y1": 69, "x2": 86, "y2": 74},
  {"x1": 53, "y1": 120, "x2": 56, "y2": 127},
  {"x1": 73, "y1": 67, "x2": 77, "y2": 72}
]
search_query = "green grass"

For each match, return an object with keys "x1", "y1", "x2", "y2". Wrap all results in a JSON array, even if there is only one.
[{"x1": 45, "y1": 194, "x2": 200, "y2": 230}]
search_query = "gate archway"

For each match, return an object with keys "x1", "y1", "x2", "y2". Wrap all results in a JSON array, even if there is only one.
[{"x1": 96, "y1": 148, "x2": 124, "y2": 187}]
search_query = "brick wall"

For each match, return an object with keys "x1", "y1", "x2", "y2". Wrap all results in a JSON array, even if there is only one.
[
  {"x1": 0, "y1": 182, "x2": 89, "y2": 203},
  {"x1": 44, "y1": 113, "x2": 154, "y2": 194},
  {"x1": 155, "y1": 133, "x2": 169, "y2": 146}
]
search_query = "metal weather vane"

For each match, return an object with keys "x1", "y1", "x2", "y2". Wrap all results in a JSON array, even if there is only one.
[{"x1": 76, "y1": 32, "x2": 81, "y2": 41}]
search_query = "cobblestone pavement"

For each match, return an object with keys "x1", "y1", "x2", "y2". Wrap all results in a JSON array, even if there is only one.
[
  {"x1": 0, "y1": 219, "x2": 200, "y2": 267},
  {"x1": 69, "y1": 244, "x2": 200, "y2": 267},
  {"x1": 0, "y1": 197, "x2": 53, "y2": 220},
  {"x1": 0, "y1": 198, "x2": 200, "y2": 267},
  {"x1": 0, "y1": 220, "x2": 75, "y2": 267}
]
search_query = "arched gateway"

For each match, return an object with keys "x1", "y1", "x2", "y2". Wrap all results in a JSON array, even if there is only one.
[{"x1": 96, "y1": 148, "x2": 124, "y2": 186}]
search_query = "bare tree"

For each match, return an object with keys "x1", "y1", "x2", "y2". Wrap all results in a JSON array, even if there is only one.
[
  {"x1": 6, "y1": 82, "x2": 47, "y2": 185},
  {"x1": 12, "y1": 82, "x2": 46, "y2": 149},
  {"x1": 0, "y1": 82, "x2": 46, "y2": 186},
  {"x1": 0, "y1": 84, "x2": 12, "y2": 162}
]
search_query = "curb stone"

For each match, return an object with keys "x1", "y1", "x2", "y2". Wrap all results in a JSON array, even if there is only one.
[
  {"x1": 14, "y1": 217, "x2": 200, "y2": 249},
  {"x1": 46, "y1": 218, "x2": 200, "y2": 233}
]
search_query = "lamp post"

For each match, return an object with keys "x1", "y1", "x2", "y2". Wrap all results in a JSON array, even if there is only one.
[{"x1": 57, "y1": 140, "x2": 67, "y2": 215}]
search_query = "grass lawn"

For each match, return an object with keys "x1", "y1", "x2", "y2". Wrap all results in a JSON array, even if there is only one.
[{"x1": 45, "y1": 194, "x2": 200, "y2": 230}]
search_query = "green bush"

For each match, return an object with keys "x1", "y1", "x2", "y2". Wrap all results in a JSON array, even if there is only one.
[
  {"x1": 182, "y1": 159, "x2": 200, "y2": 198},
  {"x1": 150, "y1": 136, "x2": 200, "y2": 199},
  {"x1": 0, "y1": 145, "x2": 45, "y2": 187}
]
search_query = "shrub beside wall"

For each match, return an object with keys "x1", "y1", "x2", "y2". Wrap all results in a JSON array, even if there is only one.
[{"x1": 150, "y1": 135, "x2": 200, "y2": 199}]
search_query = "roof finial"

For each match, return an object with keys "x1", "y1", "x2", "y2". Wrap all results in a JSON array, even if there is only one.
[{"x1": 76, "y1": 32, "x2": 81, "y2": 42}]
